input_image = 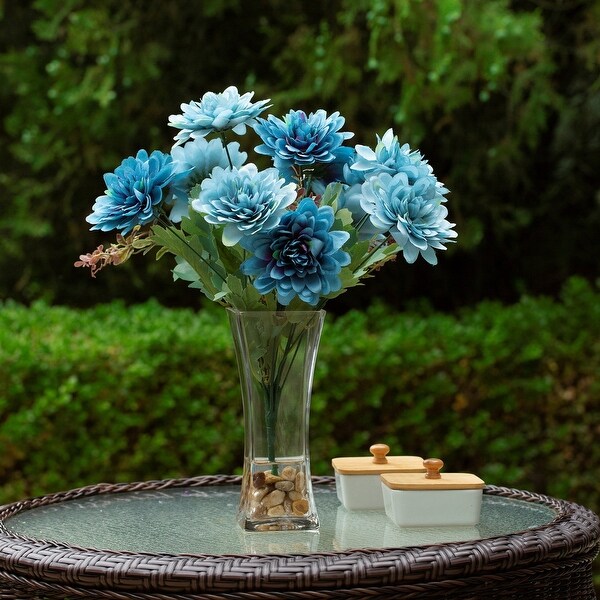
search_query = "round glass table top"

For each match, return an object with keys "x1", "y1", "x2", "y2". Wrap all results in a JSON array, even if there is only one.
[{"x1": 4, "y1": 485, "x2": 556, "y2": 555}]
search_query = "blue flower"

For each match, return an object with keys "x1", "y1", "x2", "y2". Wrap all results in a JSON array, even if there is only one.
[
  {"x1": 168, "y1": 86, "x2": 271, "y2": 145},
  {"x1": 338, "y1": 183, "x2": 383, "y2": 242},
  {"x1": 349, "y1": 129, "x2": 443, "y2": 189},
  {"x1": 168, "y1": 138, "x2": 247, "y2": 222},
  {"x1": 360, "y1": 172, "x2": 457, "y2": 265},
  {"x1": 192, "y1": 164, "x2": 296, "y2": 246},
  {"x1": 241, "y1": 199, "x2": 350, "y2": 306},
  {"x1": 86, "y1": 150, "x2": 176, "y2": 234},
  {"x1": 339, "y1": 129, "x2": 452, "y2": 244},
  {"x1": 254, "y1": 109, "x2": 354, "y2": 168}
]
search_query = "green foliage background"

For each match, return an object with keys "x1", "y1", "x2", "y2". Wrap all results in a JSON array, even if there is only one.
[
  {"x1": 0, "y1": 277, "x2": 598, "y2": 510},
  {"x1": 0, "y1": 0, "x2": 598, "y2": 308},
  {"x1": 0, "y1": 0, "x2": 598, "y2": 587}
]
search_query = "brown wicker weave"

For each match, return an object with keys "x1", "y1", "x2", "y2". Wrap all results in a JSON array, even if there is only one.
[{"x1": 0, "y1": 476, "x2": 597, "y2": 600}]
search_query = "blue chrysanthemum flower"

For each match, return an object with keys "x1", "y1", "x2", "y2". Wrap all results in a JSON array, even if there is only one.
[
  {"x1": 192, "y1": 164, "x2": 296, "y2": 246},
  {"x1": 360, "y1": 172, "x2": 457, "y2": 265},
  {"x1": 168, "y1": 138, "x2": 247, "y2": 222},
  {"x1": 337, "y1": 184, "x2": 383, "y2": 242},
  {"x1": 339, "y1": 129, "x2": 452, "y2": 244},
  {"x1": 168, "y1": 87, "x2": 271, "y2": 146},
  {"x1": 86, "y1": 149, "x2": 176, "y2": 234},
  {"x1": 254, "y1": 109, "x2": 354, "y2": 168},
  {"x1": 349, "y1": 128, "x2": 444, "y2": 190},
  {"x1": 241, "y1": 199, "x2": 351, "y2": 306}
]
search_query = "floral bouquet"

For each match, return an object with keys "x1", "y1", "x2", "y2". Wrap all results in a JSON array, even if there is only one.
[
  {"x1": 77, "y1": 87, "x2": 457, "y2": 531},
  {"x1": 76, "y1": 86, "x2": 456, "y2": 309}
]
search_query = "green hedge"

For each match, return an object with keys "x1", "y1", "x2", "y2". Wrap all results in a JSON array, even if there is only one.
[{"x1": 0, "y1": 277, "x2": 599, "y2": 517}]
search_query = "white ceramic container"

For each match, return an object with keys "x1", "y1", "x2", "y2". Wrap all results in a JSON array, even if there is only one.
[
  {"x1": 332, "y1": 444, "x2": 425, "y2": 510},
  {"x1": 381, "y1": 458, "x2": 485, "y2": 527}
]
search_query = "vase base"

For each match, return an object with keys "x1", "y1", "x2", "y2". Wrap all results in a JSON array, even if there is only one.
[
  {"x1": 239, "y1": 516, "x2": 319, "y2": 532},
  {"x1": 238, "y1": 460, "x2": 319, "y2": 532}
]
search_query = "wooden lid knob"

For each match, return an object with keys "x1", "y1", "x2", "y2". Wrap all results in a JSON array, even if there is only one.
[
  {"x1": 424, "y1": 458, "x2": 444, "y2": 479},
  {"x1": 370, "y1": 444, "x2": 390, "y2": 464}
]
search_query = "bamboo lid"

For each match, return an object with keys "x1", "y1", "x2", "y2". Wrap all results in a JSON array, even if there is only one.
[
  {"x1": 332, "y1": 444, "x2": 426, "y2": 475},
  {"x1": 381, "y1": 458, "x2": 485, "y2": 490}
]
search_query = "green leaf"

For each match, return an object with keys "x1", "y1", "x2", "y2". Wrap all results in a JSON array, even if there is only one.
[
  {"x1": 172, "y1": 258, "x2": 200, "y2": 283},
  {"x1": 131, "y1": 238, "x2": 154, "y2": 249},
  {"x1": 333, "y1": 207, "x2": 354, "y2": 229},
  {"x1": 215, "y1": 237, "x2": 245, "y2": 275},
  {"x1": 320, "y1": 182, "x2": 344, "y2": 210},
  {"x1": 226, "y1": 274, "x2": 267, "y2": 310},
  {"x1": 149, "y1": 224, "x2": 227, "y2": 300},
  {"x1": 353, "y1": 242, "x2": 399, "y2": 277}
]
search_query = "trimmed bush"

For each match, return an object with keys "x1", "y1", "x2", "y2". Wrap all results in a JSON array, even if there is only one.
[{"x1": 0, "y1": 277, "x2": 598, "y2": 517}]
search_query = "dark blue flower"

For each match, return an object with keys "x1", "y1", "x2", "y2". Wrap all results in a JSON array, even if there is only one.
[
  {"x1": 241, "y1": 199, "x2": 350, "y2": 306},
  {"x1": 254, "y1": 109, "x2": 354, "y2": 168},
  {"x1": 86, "y1": 150, "x2": 176, "y2": 234}
]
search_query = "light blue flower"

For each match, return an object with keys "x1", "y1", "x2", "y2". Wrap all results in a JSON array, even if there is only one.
[
  {"x1": 339, "y1": 129, "x2": 451, "y2": 244},
  {"x1": 168, "y1": 138, "x2": 247, "y2": 222},
  {"x1": 86, "y1": 149, "x2": 176, "y2": 234},
  {"x1": 192, "y1": 164, "x2": 296, "y2": 246},
  {"x1": 254, "y1": 109, "x2": 354, "y2": 168},
  {"x1": 350, "y1": 129, "x2": 444, "y2": 191},
  {"x1": 360, "y1": 172, "x2": 457, "y2": 265},
  {"x1": 338, "y1": 182, "x2": 383, "y2": 241},
  {"x1": 168, "y1": 86, "x2": 271, "y2": 145},
  {"x1": 241, "y1": 199, "x2": 350, "y2": 306}
]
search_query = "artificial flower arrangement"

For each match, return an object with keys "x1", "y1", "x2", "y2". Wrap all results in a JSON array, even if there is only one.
[
  {"x1": 76, "y1": 87, "x2": 457, "y2": 531},
  {"x1": 76, "y1": 86, "x2": 457, "y2": 309}
]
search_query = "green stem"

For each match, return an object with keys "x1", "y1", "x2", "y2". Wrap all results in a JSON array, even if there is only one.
[
  {"x1": 265, "y1": 327, "x2": 281, "y2": 471},
  {"x1": 265, "y1": 382, "x2": 281, "y2": 473},
  {"x1": 156, "y1": 213, "x2": 228, "y2": 286},
  {"x1": 355, "y1": 212, "x2": 370, "y2": 232},
  {"x1": 220, "y1": 132, "x2": 234, "y2": 169},
  {"x1": 262, "y1": 322, "x2": 306, "y2": 472},
  {"x1": 352, "y1": 233, "x2": 390, "y2": 275}
]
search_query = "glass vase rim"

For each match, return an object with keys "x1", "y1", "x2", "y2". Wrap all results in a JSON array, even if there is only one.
[{"x1": 226, "y1": 308, "x2": 326, "y2": 317}]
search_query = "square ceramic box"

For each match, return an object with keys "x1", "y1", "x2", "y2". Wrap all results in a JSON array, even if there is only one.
[
  {"x1": 381, "y1": 458, "x2": 485, "y2": 527},
  {"x1": 332, "y1": 444, "x2": 425, "y2": 510}
]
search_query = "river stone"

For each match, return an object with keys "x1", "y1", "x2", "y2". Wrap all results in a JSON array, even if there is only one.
[
  {"x1": 284, "y1": 497, "x2": 293, "y2": 514},
  {"x1": 292, "y1": 499, "x2": 309, "y2": 516},
  {"x1": 262, "y1": 489, "x2": 285, "y2": 508},
  {"x1": 264, "y1": 473, "x2": 283, "y2": 485},
  {"x1": 267, "y1": 505, "x2": 286, "y2": 517},
  {"x1": 295, "y1": 472, "x2": 305, "y2": 493},
  {"x1": 253, "y1": 471, "x2": 266, "y2": 488},
  {"x1": 253, "y1": 487, "x2": 269, "y2": 501},
  {"x1": 275, "y1": 480, "x2": 294, "y2": 492},
  {"x1": 281, "y1": 466, "x2": 297, "y2": 480}
]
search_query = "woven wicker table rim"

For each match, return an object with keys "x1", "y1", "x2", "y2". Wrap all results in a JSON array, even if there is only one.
[{"x1": 0, "y1": 476, "x2": 598, "y2": 596}]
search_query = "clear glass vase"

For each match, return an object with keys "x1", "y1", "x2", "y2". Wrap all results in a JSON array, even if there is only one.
[{"x1": 227, "y1": 309, "x2": 325, "y2": 532}]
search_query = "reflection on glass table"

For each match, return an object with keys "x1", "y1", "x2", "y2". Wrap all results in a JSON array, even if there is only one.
[{"x1": 5, "y1": 485, "x2": 556, "y2": 555}]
